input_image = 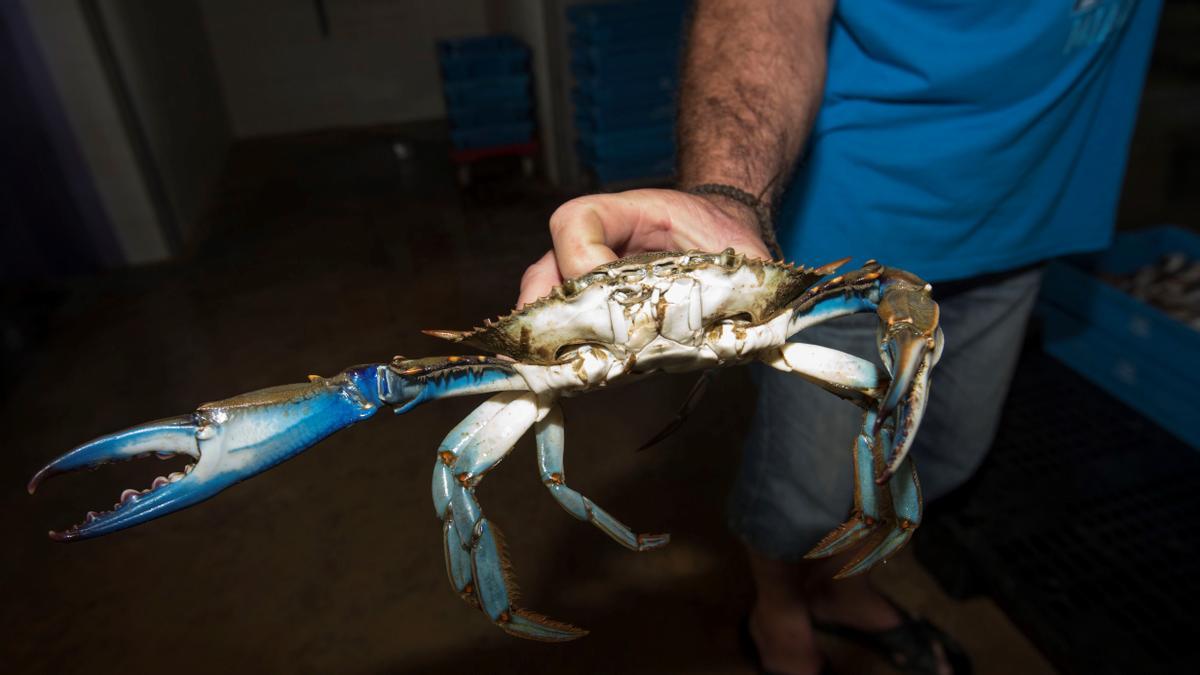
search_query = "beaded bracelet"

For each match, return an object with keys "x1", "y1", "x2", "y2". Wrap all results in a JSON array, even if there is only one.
[{"x1": 686, "y1": 183, "x2": 783, "y2": 259}]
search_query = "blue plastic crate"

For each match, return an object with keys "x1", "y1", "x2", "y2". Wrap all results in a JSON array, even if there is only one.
[
  {"x1": 443, "y1": 74, "x2": 530, "y2": 107},
  {"x1": 587, "y1": 154, "x2": 675, "y2": 185},
  {"x1": 569, "y1": 30, "x2": 682, "y2": 53},
  {"x1": 577, "y1": 141, "x2": 674, "y2": 165},
  {"x1": 574, "y1": 74, "x2": 676, "y2": 105},
  {"x1": 568, "y1": 6, "x2": 686, "y2": 45},
  {"x1": 1039, "y1": 225, "x2": 1200, "y2": 448},
  {"x1": 439, "y1": 34, "x2": 522, "y2": 56},
  {"x1": 438, "y1": 35, "x2": 530, "y2": 81},
  {"x1": 570, "y1": 43, "x2": 680, "y2": 74},
  {"x1": 572, "y1": 87, "x2": 675, "y2": 114},
  {"x1": 450, "y1": 121, "x2": 534, "y2": 151},
  {"x1": 577, "y1": 122, "x2": 674, "y2": 161},
  {"x1": 448, "y1": 100, "x2": 532, "y2": 128},
  {"x1": 575, "y1": 102, "x2": 674, "y2": 134},
  {"x1": 571, "y1": 55, "x2": 680, "y2": 83},
  {"x1": 567, "y1": 0, "x2": 687, "y2": 26},
  {"x1": 569, "y1": 26, "x2": 686, "y2": 47},
  {"x1": 1041, "y1": 226, "x2": 1200, "y2": 374},
  {"x1": 1040, "y1": 304, "x2": 1199, "y2": 449}
]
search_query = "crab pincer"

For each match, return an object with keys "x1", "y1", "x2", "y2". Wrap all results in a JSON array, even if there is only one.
[{"x1": 28, "y1": 366, "x2": 389, "y2": 540}]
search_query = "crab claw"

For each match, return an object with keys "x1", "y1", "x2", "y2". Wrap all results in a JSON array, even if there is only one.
[
  {"x1": 30, "y1": 365, "x2": 384, "y2": 541},
  {"x1": 872, "y1": 286, "x2": 943, "y2": 485}
]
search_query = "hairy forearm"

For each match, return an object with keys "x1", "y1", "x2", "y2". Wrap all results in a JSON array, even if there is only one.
[
  {"x1": 521, "y1": 1, "x2": 828, "y2": 298},
  {"x1": 677, "y1": 0, "x2": 833, "y2": 203}
]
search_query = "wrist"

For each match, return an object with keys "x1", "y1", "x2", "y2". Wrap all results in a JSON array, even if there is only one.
[
  {"x1": 681, "y1": 183, "x2": 782, "y2": 259},
  {"x1": 692, "y1": 190, "x2": 759, "y2": 229}
]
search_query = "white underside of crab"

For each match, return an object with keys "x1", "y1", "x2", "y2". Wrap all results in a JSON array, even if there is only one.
[{"x1": 510, "y1": 266, "x2": 803, "y2": 398}]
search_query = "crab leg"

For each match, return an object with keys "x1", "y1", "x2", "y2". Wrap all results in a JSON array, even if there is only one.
[
  {"x1": 801, "y1": 408, "x2": 924, "y2": 577},
  {"x1": 761, "y1": 347, "x2": 886, "y2": 559},
  {"x1": 836, "y1": 456, "x2": 922, "y2": 578},
  {"x1": 763, "y1": 340, "x2": 925, "y2": 575},
  {"x1": 432, "y1": 392, "x2": 586, "y2": 641},
  {"x1": 635, "y1": 371, "x2": 716, "y2": 452},
  {"x1": 761, "y1": 342, "x2": 886, "y2": 407},
  {"x1": 831, "y1": 325, "x2": 931, "y2": 575},
  {"x1": 535, "y1": 403, "x2": 670, "y2": 551},
  {"x1": 805, "y1": 409, "x2": 889, "y2": 559}
]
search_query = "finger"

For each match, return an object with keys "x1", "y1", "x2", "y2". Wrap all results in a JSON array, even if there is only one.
[
  {"x1": 517, "y1": 250, "x2": 563, "y2": 308},
  {"x1": 548, "y1": 198, "x2": 630, "y2": 279}
]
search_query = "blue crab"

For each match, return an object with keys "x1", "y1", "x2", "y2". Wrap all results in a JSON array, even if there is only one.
[{"x1": 29, "y1": 250, "x2": 942, "y2": 641}]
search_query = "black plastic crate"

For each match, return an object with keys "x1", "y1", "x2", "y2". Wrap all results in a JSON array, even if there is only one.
[{"x1": 917, "y1": 341, "x2": 1200, "y2": 674}]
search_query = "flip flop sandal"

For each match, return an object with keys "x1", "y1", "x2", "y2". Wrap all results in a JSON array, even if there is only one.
[
  {"x1": 811, "y1": 599, "x2": 972, "y2": 675},
  {"x1": 738, "y1": 615, "x2": 836, "y2": 675}
]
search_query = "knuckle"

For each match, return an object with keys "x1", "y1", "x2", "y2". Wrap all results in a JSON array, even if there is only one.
[
  {"x1": 519, "y1": 263, "x2": 541, "y2": 285},
  {"x1": 548, "y1": 197, "x2": 596, "y2": 237}
]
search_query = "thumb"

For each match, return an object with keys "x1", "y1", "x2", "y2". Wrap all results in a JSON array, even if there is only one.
[{"x1": 547, "y1": 198, "x2": 624, "y2": 280}]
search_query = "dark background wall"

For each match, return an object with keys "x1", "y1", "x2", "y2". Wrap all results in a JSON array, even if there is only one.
[
  {"x1": 99, "y1": 0, "x2": 232, "y2": 247},
  {"x1": 199, "y1": 0, "x2": 490, "y2": 136}
]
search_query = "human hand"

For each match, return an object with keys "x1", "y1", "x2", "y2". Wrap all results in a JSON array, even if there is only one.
[{"x1": 518, "y1": 188, "x2": 772, "y2": 307}]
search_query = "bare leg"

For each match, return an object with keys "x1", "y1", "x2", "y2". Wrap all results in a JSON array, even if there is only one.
[
  {"x1": 746, "y1": 544, "x2": 963, "y2": 675},
  {"x1": 746, "y1": 548, "x2": 828, "y2": 675},
  {"x1": 805, "y1": 559, "x2": 903, "y2": 632}
]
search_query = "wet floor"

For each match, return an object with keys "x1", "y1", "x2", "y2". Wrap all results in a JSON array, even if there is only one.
[{"x1": 2, "y1": 127, "x2": 1054, "y2": 674}]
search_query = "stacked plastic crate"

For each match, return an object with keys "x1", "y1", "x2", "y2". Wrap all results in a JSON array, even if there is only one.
[
  {"x1": 568, "y1": 0, "x2": 689, "y2": 185},
  {"x1": 437, "y1": 35, "x2": 536, "y2": 179}
]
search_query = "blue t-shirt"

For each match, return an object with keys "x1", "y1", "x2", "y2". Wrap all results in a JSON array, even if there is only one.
[{"x1": 778, "y1": 0, "x2": 1162, "y2": 282}]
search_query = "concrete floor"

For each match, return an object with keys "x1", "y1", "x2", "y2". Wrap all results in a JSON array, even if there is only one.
[{"x1": 3, "y1": 129, "x2": 1054, "y2": 674}]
